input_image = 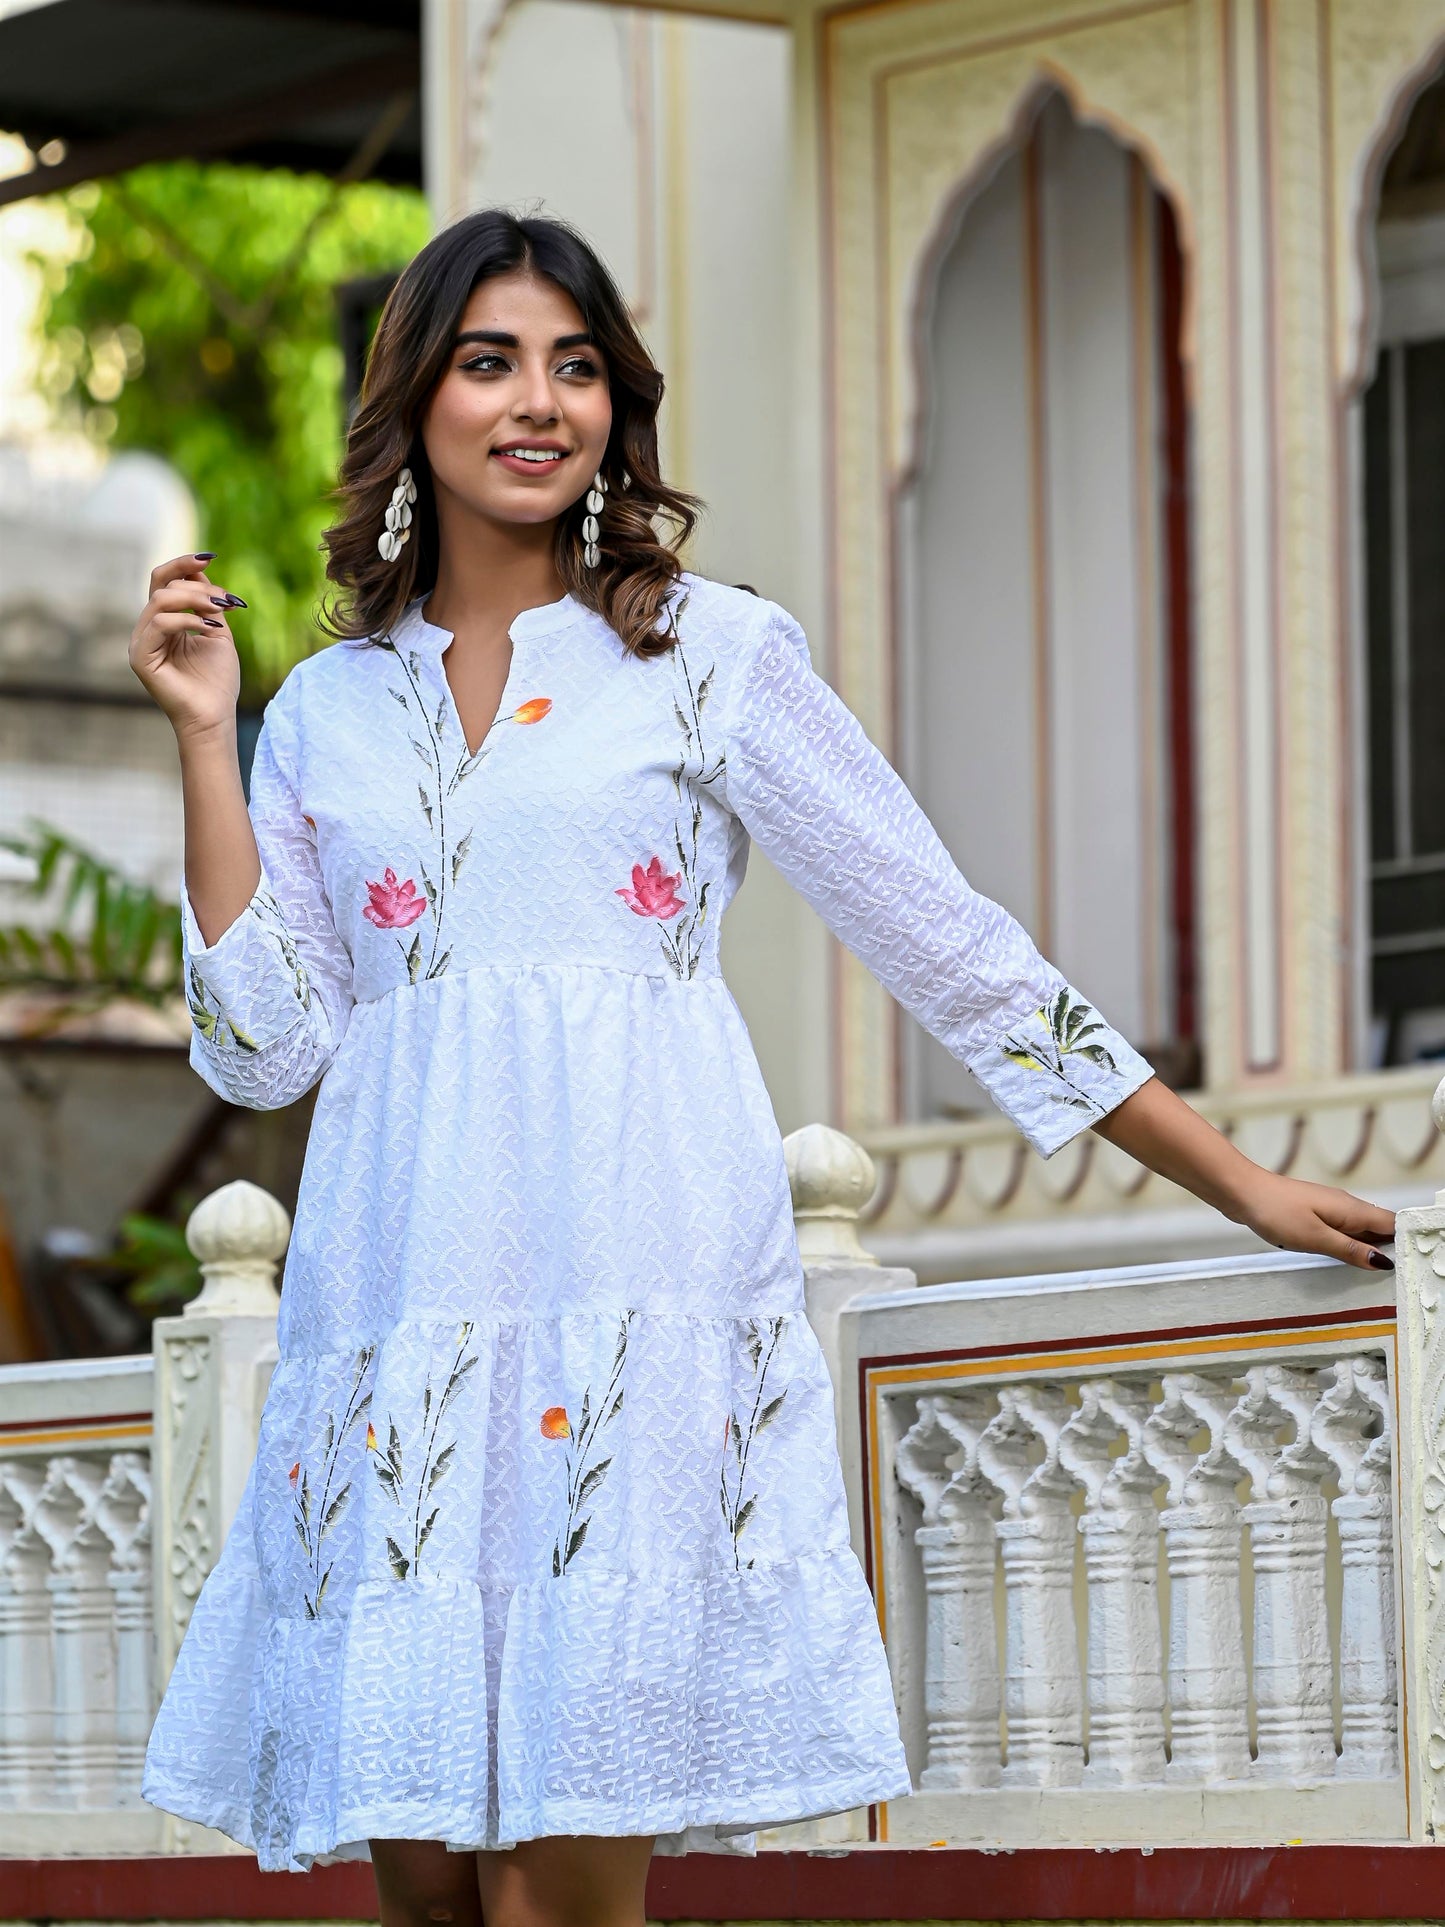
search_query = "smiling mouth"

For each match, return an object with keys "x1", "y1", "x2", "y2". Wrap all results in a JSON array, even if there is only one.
[{"x1": 492, "y1": 446, "x2": 569, "y2": 466}]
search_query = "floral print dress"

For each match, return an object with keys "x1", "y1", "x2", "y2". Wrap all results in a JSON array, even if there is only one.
[{"x1": 142, "y1": 578, "x2": 1151, "y2": 1870}]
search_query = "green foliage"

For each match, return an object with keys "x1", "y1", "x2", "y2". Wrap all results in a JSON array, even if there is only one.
[
  {"x1": 0, "y1": 823, "x2": 182, "y2": 1003},
  {"x1": 31, "y1": 162, "x2": 430, "y2": 698},
  {"x1": 110, "y1": 1212, "x2": 202, "y2": 1311}
]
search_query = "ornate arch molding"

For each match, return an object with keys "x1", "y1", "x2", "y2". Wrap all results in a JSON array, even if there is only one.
[
  {"x1": 822, "y1": 0, "x2": 1201, "y2": 1125},
  {"x1": 898, "y1": 62, "x2": 1197, "y2": 496},
  {"x1": 1334, "y1": 8, "x2": 1445, "y2": 394}
]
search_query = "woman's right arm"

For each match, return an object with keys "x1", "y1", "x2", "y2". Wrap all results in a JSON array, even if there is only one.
[{"x1": 131, "y1": 555, "x2": 354, "y2": 1109}]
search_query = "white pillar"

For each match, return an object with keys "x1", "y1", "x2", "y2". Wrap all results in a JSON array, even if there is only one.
[
  {"x1": 1311, "y1": 1355, "x2": 1396, "y2": 1779},
  {"x1": 35, "y1": 1457, "x2": 115, "y2": 1809},
  {"x1": 152, "y1": 1180, "x2": 288, "y2": 1689},
  {"x1": 98, "y1": 1454, "x2": 152, "y2": 1805},
  {"x1": 1226, "y1": 1365, "x2": 1335, "y2": 1780},
  {"x1": 1060, "y1": 1381, "x2": 1166, "y2": 1784},
  {"x1": 0, "y1": 1462, "x2": 52, "y2": 1807},
  {"x1": 896, "y1": 1393, "x2": 1001, "y2": 1789},
  {"x1": 979, "y1": 1385, "x2": 1084, "y2": 1787},
  {"x1": 1143, "y1": 1374, "x2": 1250, "y2": 1781}
]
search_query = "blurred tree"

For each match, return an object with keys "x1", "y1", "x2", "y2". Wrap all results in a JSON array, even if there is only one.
[{"x1": 30, "y1": 162, "x2": 429, "y2": 698}]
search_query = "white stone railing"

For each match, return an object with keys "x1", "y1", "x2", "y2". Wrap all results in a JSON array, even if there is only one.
[
  {"x1": 818, "y1": 1076, "x2": 1445, "y2": 1848},
  {"x1": 858, "y1": 1063, "x2": 1445, "y2": 1282},
  {"x1": 2, "y1": 1092, "x2": 1444, "y2": 1859},
  {"x1": 0, "y1": 1180, "x2": 285, "y2": 1854}
]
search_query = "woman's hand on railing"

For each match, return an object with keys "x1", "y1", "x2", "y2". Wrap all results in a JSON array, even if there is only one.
[{"x1": 1093, "y1": 1074, "x2": 1397, "y2": 1270}]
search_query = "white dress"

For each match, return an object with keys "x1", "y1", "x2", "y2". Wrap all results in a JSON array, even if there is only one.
[{"x1": 141, "y1": 576, "x2": 1152, "y2": 1871}]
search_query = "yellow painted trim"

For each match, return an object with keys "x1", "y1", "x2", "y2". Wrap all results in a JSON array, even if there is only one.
[{"x1": 0, "y1": 1420, "x2": 151, "y2": 1453}]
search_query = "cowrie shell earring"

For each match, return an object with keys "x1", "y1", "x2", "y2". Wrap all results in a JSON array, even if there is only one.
[
  {"x1": 378, "y1": 466, "x2": 417, "y2": 563},
  {"x1": 582, "y1": 470, "x2": 606, "y2": 569}
]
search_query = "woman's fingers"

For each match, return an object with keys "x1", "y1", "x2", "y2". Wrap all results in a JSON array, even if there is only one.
[
  {"x1": 148, "y1": 552, "x2": 217, "y2": 593},
  {"x1": 149, "y1": 578, "x2": 244, "y2": 618}
]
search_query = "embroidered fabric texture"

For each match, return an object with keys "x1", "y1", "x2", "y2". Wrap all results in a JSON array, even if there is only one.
[{"x1": 142, "y1": 578, "x2": 1151, "y2": 1870}]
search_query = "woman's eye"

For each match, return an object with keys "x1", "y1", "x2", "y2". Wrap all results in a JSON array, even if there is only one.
[
  {"x1": 557, "y1": 356, "x2": 599, "y2": 379},
  {"x1": 460, "y1": 352, "x2": 509, "y2": 374}
]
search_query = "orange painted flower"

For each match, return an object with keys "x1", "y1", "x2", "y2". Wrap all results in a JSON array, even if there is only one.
[
  {"x1": 365, "y1": 1421, "x2": 377, "y2": 1452},
  {"x1": 512, "y1": 697, "x2": 552, "y2": 725},
  {"x1": 540, "y1": 1405, "x2": 571, "y2": 1439},
  {"x1": 288, "y1": 1461, "x2": 300, "y2": 1485}
]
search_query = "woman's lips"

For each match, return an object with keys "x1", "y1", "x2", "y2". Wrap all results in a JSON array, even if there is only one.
[{"x1": 490, "y1": 449, "x2": 570, "y2": 477}]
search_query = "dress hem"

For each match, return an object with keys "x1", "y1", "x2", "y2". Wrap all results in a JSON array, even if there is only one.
[{"x1": 141, "y1": 1767, "x2": 915, "y2": 1874}]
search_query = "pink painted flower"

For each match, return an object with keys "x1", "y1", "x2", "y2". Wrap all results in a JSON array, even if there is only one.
[
  {"x1": 363, "y1": 868, "x2": 428, "y2": 929},
  {"x1": 615, "y1": 855, "x2": 685, "y2": 920}
]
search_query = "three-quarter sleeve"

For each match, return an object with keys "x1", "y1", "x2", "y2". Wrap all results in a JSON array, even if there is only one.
[
  {"x1": 182, "y1": 692, "x2": 354, "y2": 1110},
  {"x1": 723, "y1": 605, "x2": 1154, "y2": 1157}
]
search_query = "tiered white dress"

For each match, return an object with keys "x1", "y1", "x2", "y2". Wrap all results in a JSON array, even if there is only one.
[{"x1": 141, "y1": 576, "x2": 1152, "y2": 1870}]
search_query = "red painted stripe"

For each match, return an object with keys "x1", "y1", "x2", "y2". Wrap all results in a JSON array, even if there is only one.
[
  {"x1": 0, "y1": 1409, "x2": 151, "y2": 1436},
  {"x1": 2, "y1": 1847, "x2": 1443, "y2": 1922},
  {"x1": 859, "y1": 1299, "x2": 1395, "y2": 1374}
]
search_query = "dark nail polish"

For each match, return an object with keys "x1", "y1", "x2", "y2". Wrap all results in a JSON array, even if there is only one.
[
  {"x1": 223, "y1": 594, "x2": 247, "y2": 609},
  {"x1": 194, "y1": 551, "x2": 216, "y2": 562},
  {"x1": 203, "y1": 616, "x2": 223, "y2": 627},
  {"x1": 210, "y1": 596, "x2": 229, "y2": 608},
  {"x1": 1368, "y1": 1250, "x2": 1394, "y2": 1271}
]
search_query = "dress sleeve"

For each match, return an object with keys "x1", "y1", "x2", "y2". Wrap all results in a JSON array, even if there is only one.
[
  {"x1": 722, "y1": 606, "x2": 1155, "y2": 1158},
  {"x1": 181, "y1": 691, "x2": 354, "y2": 1110}
]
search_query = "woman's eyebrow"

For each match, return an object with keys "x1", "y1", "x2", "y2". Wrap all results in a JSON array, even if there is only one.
[{"x1": 453, "y1": 330, "x2": 594, "y2": 349}]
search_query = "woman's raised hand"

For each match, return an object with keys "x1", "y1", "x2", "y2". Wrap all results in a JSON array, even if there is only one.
[{"x1": 130, "y1": 554, "x2": 245, "y2": 740}]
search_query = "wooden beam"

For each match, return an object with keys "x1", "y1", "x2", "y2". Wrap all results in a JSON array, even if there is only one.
[{"x1": 0, "y1": 47, "x2": 418, "y2": 208}]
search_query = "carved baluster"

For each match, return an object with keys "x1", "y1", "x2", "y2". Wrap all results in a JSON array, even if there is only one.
[
  {"x1": 1226, "y1": 1365, "x2": 1335, "y2": 1779},
  {"x1": 1059, "y1": 1381, "x2": 1166, "y2": 1784},
  {"x1": 34, "y1": 1457, "x2": 116, "y2": 1808},
  {"x1": 0, "y1": 1463, "x2": 53, "y2": 1806},
  {"x1": 978, "y1": 1385, "x2": 1083, "y2": 1786},
  {"x1": 1142, "y1": 1374, "x2": 1250, "y2": 1780},
  {"x1": 895, "y1": 1392, "x2": 1001, "y2": 1788},
  {"x1": 98, "y1": 1455, "x2": 152, "y2": 1804},
  {"x1": 1311, "y1": 1355, "x2": 1397, "y2": 1778}
]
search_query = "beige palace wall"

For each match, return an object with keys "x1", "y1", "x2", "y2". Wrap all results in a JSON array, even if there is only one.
[{"x1": 816, "y1": 0, "x2": 1445, "y2": 1129}]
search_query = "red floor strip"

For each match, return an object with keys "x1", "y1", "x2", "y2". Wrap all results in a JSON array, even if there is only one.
[{"x1": 1, "y1": 1846, "x2": 1444, "y2": 1921}]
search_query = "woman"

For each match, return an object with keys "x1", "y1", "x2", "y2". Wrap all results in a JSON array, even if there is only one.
[{"x1": 135, "y1": 212, "x2": 1394, "y2": 1927}]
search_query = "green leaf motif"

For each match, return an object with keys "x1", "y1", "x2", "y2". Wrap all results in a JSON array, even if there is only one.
[
  {"x1": 565, "y1": 1519, "x2": 589, "y2": 1567},
  {"x1": 386, "y1": 1536, "x2": 410, "y2": 1581},
  {"x1": 576, "y1": 1457, "x2": 613, "y2": 1507}
]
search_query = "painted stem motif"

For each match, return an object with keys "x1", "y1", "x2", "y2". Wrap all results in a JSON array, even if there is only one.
[
  {"x1": 720, "y1": 1316, "x2": 787, "y2": 1570},
  {"x1": 291, "y1": 1345, "x2": 375, "y2": 1618},
  {"x1": 660, "y1": 638, "x2": 725, "y2": 981},
  {"x1": 550, "y1": 1312, "x2": 633, "y2": 1576},
  {"x1": 370, "y1": 1321, "x2": 477, "y2": 1581},
  {"x1": 999, "y1": 987, "x2": 1118, "y2": 1112}
]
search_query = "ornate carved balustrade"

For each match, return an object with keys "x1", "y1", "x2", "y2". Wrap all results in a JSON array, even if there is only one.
[
  {"x1": 0, "y1": 1182, "x2": 285, "y2": 1854},
  {"x1": 857, "y1": 1064, "x2": 1445, "y2": 1283},
  {"x1": 826, "y1": 1073, "x2": 1445, "y2": 1847}
]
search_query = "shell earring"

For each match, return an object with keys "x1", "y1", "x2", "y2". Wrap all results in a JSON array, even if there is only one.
[
  {"x1": 582, "y1": 470, "x2": 607, "y2": 569},
  {"x1": 378, "y1": 467, "x2": 417, "y2": 563}
]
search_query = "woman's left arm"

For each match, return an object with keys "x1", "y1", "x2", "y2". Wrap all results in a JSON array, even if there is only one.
[
  {"x1": 1093, "y1": 1076, "x2": 1395, "y2": 1269},
  {"x1": 722, "y1": 602, "x2": 1396, "y2": 1272}
]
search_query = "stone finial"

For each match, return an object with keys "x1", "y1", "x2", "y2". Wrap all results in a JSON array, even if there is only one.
[
  {"x1": 183, "y1": 1179, "x2": 290, "y2": 1318},
  {"x1": 783, "y1": 1123, "x2": 879, "y2": 1266}
]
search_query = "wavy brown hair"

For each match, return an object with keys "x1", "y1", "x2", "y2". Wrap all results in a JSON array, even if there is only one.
[{"x1": 320, "y1": 211, "x2": 699, "y2": 658}]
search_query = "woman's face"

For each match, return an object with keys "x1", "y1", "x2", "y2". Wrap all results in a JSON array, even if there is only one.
[{"x1": 421, "y1": 269, "x2": 613, "y2": 530}]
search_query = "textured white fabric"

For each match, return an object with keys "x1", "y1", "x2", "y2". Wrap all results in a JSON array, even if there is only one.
[{"x1": 142, "y1": 577, "x2": 1152, "y2": 1871}]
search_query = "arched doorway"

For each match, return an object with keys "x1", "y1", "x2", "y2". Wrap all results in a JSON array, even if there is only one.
[
  {"x1": 1359, "y1": 67, "x2": 1445, "y2": 1068},
  {"x1": 899, "y1": 92, "x2": 1196, "y2": 1122}
]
